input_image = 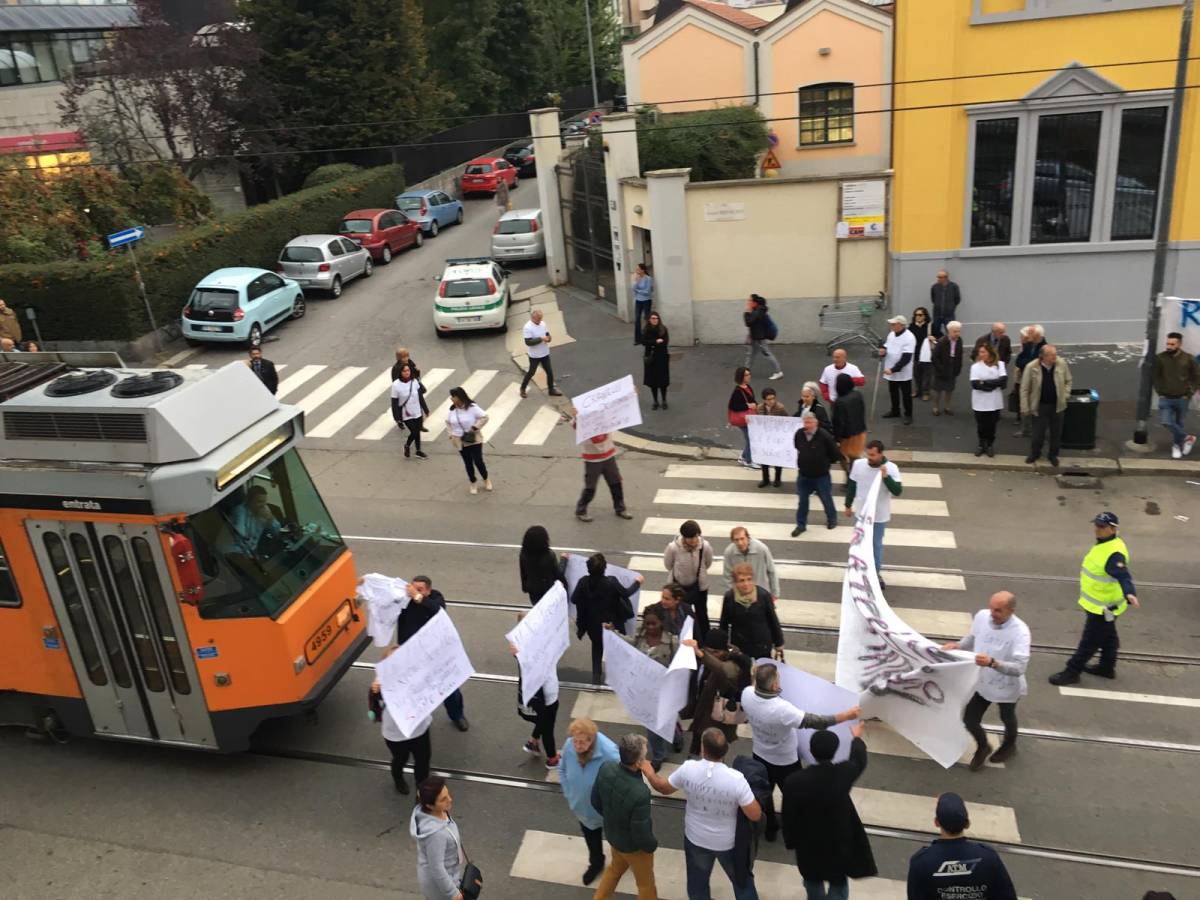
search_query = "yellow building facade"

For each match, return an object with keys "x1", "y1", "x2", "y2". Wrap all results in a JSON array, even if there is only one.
[{"x1": 891, "y1": 0, "x2": 1198, "y2": 342}]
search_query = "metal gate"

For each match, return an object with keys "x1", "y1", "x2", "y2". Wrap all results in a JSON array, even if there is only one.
[{"x1": 557, "y1": 144, "x2": 616, "y2": 303}]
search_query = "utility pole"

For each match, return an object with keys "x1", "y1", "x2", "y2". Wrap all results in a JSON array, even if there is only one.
[
  {"x1": 583, "y1": 0, "x2": 600, "y2": 108},
  {"x1": 127, "y1": 242, "x2": 161, "y2": 352},
  {"x1": 1131, "y1": 0, "x2": 1193, "y2": 448}
]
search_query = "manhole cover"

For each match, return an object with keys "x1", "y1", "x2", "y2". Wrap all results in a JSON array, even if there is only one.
[{"x1": 1056, "y1": 470, "x2": 1102, "y2": 489}]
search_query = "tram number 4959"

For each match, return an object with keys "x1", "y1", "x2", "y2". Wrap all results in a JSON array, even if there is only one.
[{"x1": 304, "y1": 600, "x2": 352, "y2": 666}]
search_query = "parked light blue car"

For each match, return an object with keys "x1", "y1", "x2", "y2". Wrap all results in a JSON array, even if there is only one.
[
  {"x1": 181, "y1": 267, "x2": 305, "y2": 347},
  {"x1": 394, "y1": 189, "x2": 464, "y2": 237}
]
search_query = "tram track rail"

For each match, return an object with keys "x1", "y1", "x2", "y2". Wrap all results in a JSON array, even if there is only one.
[{"x1": 252, "y1": 743, "x2": 1200, "y2": 879}]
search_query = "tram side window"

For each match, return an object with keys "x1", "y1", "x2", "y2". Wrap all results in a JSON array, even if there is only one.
[
  {"x1": 0, "y1": 539, "x2": 20, "y2": 607},
  {"x1": 187, "y1": 448, "x2": 346, "y2": 620}
]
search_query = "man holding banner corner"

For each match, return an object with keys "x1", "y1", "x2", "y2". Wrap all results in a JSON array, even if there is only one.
[{"x1": 843, "y1": 440, "x2": 902, "y2": 589}]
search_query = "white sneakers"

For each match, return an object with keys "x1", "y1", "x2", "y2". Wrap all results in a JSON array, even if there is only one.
[
  {"x1": 1185, "y1": 435, "x2": 1197, "y2": 456},
  {"x1": 469, "y1": 483, "x2": 479, "y2": 495},
  {"x1": 1173, "y1": 445, "x2": 1184, "y2": 459},
  {"x1": 769, "y1": 371, "x2": 785, "y2": 381},
  {"x1": 484, "y1": 478, "x2": 494, "y2": 491}
]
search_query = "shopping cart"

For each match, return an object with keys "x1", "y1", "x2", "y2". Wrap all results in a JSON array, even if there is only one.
[{"x1": 818, "y1": 291, "x2": 887, "y2": 352}]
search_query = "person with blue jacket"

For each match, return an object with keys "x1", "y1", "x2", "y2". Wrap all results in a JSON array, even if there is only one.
[
  {"x1": 632, "y1": 262, "x2": 654, "y2": 345},
  {"x1": 559, "y1": 717, "x2": 621, "y2": 886},
  {"x1": 906, "y1": 793, "x2": 1016, "y2": 900}
]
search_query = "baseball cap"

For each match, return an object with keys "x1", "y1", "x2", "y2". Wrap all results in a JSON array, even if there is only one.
[
  {"x1": 935, "y1": 792, "x2": 970, "y2": 834},
  {"x1": 1092, "y1": 511, "x2": 1119, "y2": 527},
  {"x1": 887, "y1": 315, "x2": 908, "y2": 326}
]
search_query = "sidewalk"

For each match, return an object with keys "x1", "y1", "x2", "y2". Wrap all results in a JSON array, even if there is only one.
[{"x1": 545, "y1": 287, "x2": 1200, "y2": 476}]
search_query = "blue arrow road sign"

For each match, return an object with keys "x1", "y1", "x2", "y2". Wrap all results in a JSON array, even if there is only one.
[{"x1": 105, "y1": 226, "x2": 145, "y2": 249}]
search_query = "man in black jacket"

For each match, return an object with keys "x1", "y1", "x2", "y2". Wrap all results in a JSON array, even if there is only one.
[
  {"x1": 906, "y1": 793, "x2": 1017, "y2": 900},
  {"x1": 929, "y1": 269, "x2": 961, "y2": 337},
  {"x1": 792, "y1": 411, "x2": 843, "y2": 537},
  {"x1": 247, "y1": 348, "x2": 278, "y2": 395},
  {"x1": 396, "y1": 576, "x2": 469, "y2": 732}
]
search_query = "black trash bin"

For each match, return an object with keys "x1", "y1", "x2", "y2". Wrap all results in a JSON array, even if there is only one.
[{"x1": 1060, "y1": 388, "x2": 1099, "y2": 450}]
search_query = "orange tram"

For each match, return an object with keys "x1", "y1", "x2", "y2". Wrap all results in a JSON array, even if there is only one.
[{"x1": 0, "y1": 355, "x2": 366, "y2": 751}]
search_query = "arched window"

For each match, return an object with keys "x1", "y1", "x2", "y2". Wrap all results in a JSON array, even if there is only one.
[{"x1": 798, "y1": 82, "x2": 854, "y2": 146}]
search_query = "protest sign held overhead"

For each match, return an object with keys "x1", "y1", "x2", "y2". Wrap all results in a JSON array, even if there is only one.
[
  {"x1": 747, "y1": 415, "x2": 804, "y2": 469},
  {"x1": 377, "y1": 609, "x2": 475, "y2": 739},
  {"x1": 506, "y1": 582, "x2": 571, "y2": 706},
  {"x1": 573, "y1": 374, "x2": 642, "y2": 442},
  {"x1": 835, "y1": 472, "x2": 979, "y2": 769},
  {"x1": 357, "y1": 573, "x2": 410, "y2": 647}
]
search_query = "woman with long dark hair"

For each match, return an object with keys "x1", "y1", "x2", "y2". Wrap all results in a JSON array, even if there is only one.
[
  {"x1": 910, "y1": 306, "x2": 935, "y2": 401},
  {"x1": 642, "y1": 310, "x2": 671, "y2": 409},
  {"x1": 970, "y1": 341, "x2": 1007, "y2": 458},
  {"x1": 571, "y1": 552, "x2": 643, "y2": 684},
  {"x1": 390, "y1": 363, "x2": 427, "y2": 460},
  {"x1": 728, "y1": 366, "x2": 756, "y2": 468},
  {"x1": 519, "y1": 525, "x2": 564, "y2": 606},
  {"x1": 446, "y1": 386, "x2": 491, "y2": 495},
  {"x1": 832, "y1": 372, "x2": 867, "y2": 471}
]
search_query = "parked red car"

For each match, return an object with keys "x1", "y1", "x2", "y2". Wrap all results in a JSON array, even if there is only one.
[
  {"x1": 460, "y1": 157, "x2": 519, "y2": 197},
  {"x1": 338, "y1": 208, "x2": 423, "y2": 263}
]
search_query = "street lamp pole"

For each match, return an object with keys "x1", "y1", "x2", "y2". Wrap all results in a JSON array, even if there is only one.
[
  {"x1": 583, "y1": 0, "x2": 600, "y2": 108},
  {"x1": 1131, "y1": 0, "x2": 1193, "y2": 448}
]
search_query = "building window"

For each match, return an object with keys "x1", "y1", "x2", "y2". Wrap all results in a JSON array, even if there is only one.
[
  {"x1": 799, "y1": 83, "x2": 854, "y2": 146},
  {"x1": 1030, "y1": 111, "x2": 1102, "y2": 244},
  {"x1": 970, "y1": 118, "x2": 1019, "y2": 247},
  {"x1": 0, "y1": 30, "x2": 109, "y2": 87},
  {"x1": 0, "y1": 539, "x2": 21, "y2": 608},
  {"x1": 1112, "y1": 106, "x2": 1168, "y2": 241}
]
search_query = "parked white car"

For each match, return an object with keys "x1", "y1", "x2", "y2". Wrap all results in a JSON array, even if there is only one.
[
  {"x1": 433, "y1": 257, "x2": 511, "y2": 337},
  {"x1": 490, "y1": 208, "x2": 545, "y2": 262},
  {"x1": 277, "y1": 234, "x2": 373, "y2": 298}
]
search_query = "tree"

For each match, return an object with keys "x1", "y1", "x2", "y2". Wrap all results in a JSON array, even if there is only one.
[
  {"x1": 59, "y1": 0, "x2": 284, "y2": 180},
  {"x1": 636, "y1": 106, "x2": 769, "y2": 182},
  {"x1": 486, "y1": 0, "x2": 543, "y2": 110},
  {"x1": 423, "y1": 0, "x2": 502, "y2": 115},
  {"x1": 530, "y1": 0, "x2": 622, "y2": 104}
]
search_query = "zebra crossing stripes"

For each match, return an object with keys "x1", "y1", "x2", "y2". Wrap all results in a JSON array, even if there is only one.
[
  {"x1": 652, "y1": 488, "x2": 950, "y2": 517},
  {"x1": 624, "y1": 555, "x2": 964, "y2": 593},
  {"x1": 640, "y1": 517, "x2": 958, "y2": 549},
  {"x1": 275, "y1": 364, "x2": 326, "y2": 400},
  {"x1": 355, "y1": 368, "x2": 453, "y2": 441},
  {"x1": 480, "y1": 383, "x2": 524, "y2": 441},
  {"x1": 293, "y1": 366, "x2": 365, "y2": 417},
  {"x1": 307, "y1": 370, "x2": 393, "y2": 438},
  {"x1": 513, "y1": 404, "x2": 562, "y2": 445},
  {"x1": 663, "y1": 463, "x2": 945, "y2": 489}
]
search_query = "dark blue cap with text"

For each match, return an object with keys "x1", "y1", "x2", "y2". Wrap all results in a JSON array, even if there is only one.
[{"x1": 1092, "y1": 512, "x2": 1119, "y2": 527}]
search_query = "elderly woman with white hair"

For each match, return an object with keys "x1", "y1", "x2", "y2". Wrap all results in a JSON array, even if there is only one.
[
  {"x1": 795, "y1": 381, "x2": 833, "y2": 434},
  {"x1": 1012, "y1": 325, "x2": 1047, "y2": 435},
  {"x1": 930, "y1": 320, "x2": 965, "y2": 415}
]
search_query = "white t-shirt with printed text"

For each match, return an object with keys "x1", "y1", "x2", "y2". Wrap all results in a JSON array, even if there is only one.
[
  {"x1": 739, "y1": 687, "x2": 806, "y2": 766},
  {"x1": 668, "y1": 759, "x2": 756, "y2": 852}
]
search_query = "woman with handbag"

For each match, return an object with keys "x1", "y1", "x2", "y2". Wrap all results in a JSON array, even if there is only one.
[
  {"x1": 518, "y1": 525, "x2": 564, "y2": 606},
  {"x1": 446, "y1": 387, "x2": 492, "y2": 495},
  {"x1": 410, "y1": 775, "x2": 480, "y2": 900},
  {"x1": 642, "y1": 311, "x2": 670, "y2": 409},
  {"x1": 571, "y1": 553, "x2": 644, "y2": 684},
  {"x1": 720, "y1": 563, "x2": 785, "y2": 663},
  {"x1": 681, "y1": 630, "x2": 749, "y2": 757},
  {"x1": 391, "y1": 364, "x2": 427, "y2": 459},
  {"x1": 728, "y1": 366, "x2": 757, "y2": 468}
]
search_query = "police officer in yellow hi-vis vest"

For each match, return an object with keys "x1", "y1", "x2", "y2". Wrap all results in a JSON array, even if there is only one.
[{"x1": 1049, "y1": 512, "x2": 1140, "y2": 686}]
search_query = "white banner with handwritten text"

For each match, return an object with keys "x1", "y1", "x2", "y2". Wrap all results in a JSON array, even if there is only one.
[
  {"x1": 506, "y1": 582, "x2": 571, "y2": 706},
  {"x1": 377, "y1": 609, "x2": 474, "y2": 739},
  {"x1": 573, "y1": 374, "x2": 642, "y2": 442},
  {"x1": 747, "y1": 415, "x2": 803, "y2": 469}
]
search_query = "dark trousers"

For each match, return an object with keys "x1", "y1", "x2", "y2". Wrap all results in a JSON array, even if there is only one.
[
  {"x1": 932, "y1": 314, "x2": 952, "y2": 338},
  {"x1": 588, "y1": 632, "x2": 605, "y2": 684},
  {"x1": 888, "y1": 380, "x2": 914, "y2": 417},
  {"x1": 577, "y1": 458, "x2": 626, "y2": 514},
  {"x1": 521, "y1": 354, "x2": 555, "y2": 392},
  {"x1": 634, "y1": 300, "x2": 651, "y2": 344},
  {"x1": 754, "y1": 754, "x2": 800, "y2": 835},
  {"x1": 443, "y1": 688, "x2": 465, "y2": 723},
  {"x1": 759, "y1": 465, "x2": 781, "y2": 486},
  {"x1": 962, "y1": 692, "x2": 1018, "y2": 752},
  {"x1": 1030, "y1": 403, "x2": 1064, "y2": 458},
  {"x1": 581, "y1": 823, "x2": 605, "y2": 868},
  {"x1": 650, "y1": 385, "x2": 669, "y2": 404},
  {"x1": 1066, "y1": 611, "x2": 1120, "y2": 674},
  {"x1": 385, "y1": 731, "x2": 431, "y2": 789},
  {"x1": 796, "y1": 472, "x2": 837, "y2": 528},
  {"x1": 680, "y1": 584, "x2": 710, "y2": 637},
  {"x1": 402, "y1": 417, "x2": 422, "y2": 452},
  {"x1": 974, "y1": 409, "x2": 1000, "y2": 446},
  {"x1": 459, "y1": 442, "x2": 488, "y2": 482},
  {"x1": 530, "y1": 700, "x2": 559, "y2": 758},
  {"x1": 913, "y1": 361, "x2": 933, "y2": 395}
]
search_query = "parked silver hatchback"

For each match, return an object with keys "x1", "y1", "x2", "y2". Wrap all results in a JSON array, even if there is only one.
[
  {"x1": 277, "y1": 234, "x2": 373, "y2": 298},
  {"x1": 490, "y1": 208, "x2": 545, "y2": 262}
]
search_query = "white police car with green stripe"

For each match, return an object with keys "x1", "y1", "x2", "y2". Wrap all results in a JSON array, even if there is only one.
[{"x1": 433, "y1": 257, "x2": 511, "y2": 337}]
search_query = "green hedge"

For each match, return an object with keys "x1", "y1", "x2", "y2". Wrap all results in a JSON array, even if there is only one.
[
  {"x1": 636, "y1": 106, "x2": 769, "y2": 183},
  {"x1": 0, "y1": 164, "x2": 404, "y2": 343}
]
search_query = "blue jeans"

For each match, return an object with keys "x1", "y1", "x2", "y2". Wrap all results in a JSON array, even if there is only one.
[
  {"x1": 443, "y1": 688, "x2": 465, "y2": 722},
  {"x1": 1158, "y1": 395, "x2": 1190, "y2": 447},
  {"x1": 873, "y1": 522, "x2": 886, "y2": 573},
  {"x1": 683, "y1": 835, "x2": 758, "y2": 900},
  {"x1": 646, "y1": 726, "x2": 671, "y2": 765},
  {"x1": 738, "y1": 425, "x2": 752, "y2": 463},
  {"x1": 634, "y1": 299, "x2": 651, "y2": 343},
  {"x1": 804, "y1": 876, "x2": 849, "y2": 900},
  {"x1": 796, "y1": 473, "x2": 837, "y2": 529}
]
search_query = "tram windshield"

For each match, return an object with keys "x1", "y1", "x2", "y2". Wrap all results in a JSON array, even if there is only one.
[{"x1": 187, "y1": 449, "x2": 345, "y2": 619}]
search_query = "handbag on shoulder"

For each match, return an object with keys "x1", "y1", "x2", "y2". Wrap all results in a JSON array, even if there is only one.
[{"x1": 458, "y1": 827, "x2": 483, "y2": 899}]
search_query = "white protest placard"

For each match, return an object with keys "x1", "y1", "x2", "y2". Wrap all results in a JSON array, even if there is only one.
[
  {"x1": 573, "y1": 374, "x2": 642, "y2": 442},
  {"x1": 563, "y1": 553, "x2": 644, "y2": 630},
  {"x1": 603, "y1": 618, "x2": 695, "y2": 741},
  {"x1": 357, "y1": 573, "x2": 410, "y2": 647},
  {"x1": 768, "y1": 658, "x2": 858, "y2": 765},
  {"x1": 835, "y1": 472, "x2": 979, "y2": 769},
  {"x1": 657, "y1": 617, "x2": 696, "y2": 734},
  {"x1": 377, "y1": 608, "x2": 474, "y2": 738},
  {"x1": 747, "y1": 415, "x2": 803, "y2": 469},
  {"x1": 505, "y1": 582, "x2": 570, "y2": 706}
]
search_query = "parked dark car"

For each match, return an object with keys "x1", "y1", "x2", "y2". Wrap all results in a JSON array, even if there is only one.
[{"x1": 503, "y1": 144, "x2": 536, "y2": 178}]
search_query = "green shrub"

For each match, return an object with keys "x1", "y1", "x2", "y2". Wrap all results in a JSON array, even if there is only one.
[
  {"x1": 302, "y1": 163, "x2": 363, "y2": 190},
  {"x1": 636, "y1": 105, "x2": 769, "y2": 183},
  {"x1": 0, "y1": 164, "x2": 404, "y2": 343}
]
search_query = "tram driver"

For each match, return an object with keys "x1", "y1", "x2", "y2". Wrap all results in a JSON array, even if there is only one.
[{"x1": 218, "y1": 485, "x2": 289, "y2": 584}]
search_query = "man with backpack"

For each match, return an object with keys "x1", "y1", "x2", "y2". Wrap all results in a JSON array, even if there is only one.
[{"x1": 744, "y1": 294, "x2": 784, "y2": 381}]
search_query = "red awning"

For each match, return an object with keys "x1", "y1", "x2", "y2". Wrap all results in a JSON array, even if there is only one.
[{"x1": 0, "y1": 131, "x2": 84, "y2": 154}]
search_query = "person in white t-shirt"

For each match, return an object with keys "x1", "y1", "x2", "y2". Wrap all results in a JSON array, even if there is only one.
[
  {"x1": 842, "y1": 440, "x2": 903, "y2": 589},
  {"x1": 969, "y1": 341, "x2": 1008, "y2": 458},
  {"x1": 879, "y1": 314, "x2": 917, "y2": 424},
  {"x1": 641, "y1": 727, "x2": 763, "y2": 900},
  {"x1": 519, "y1": 309, "x2": 564, "y2": 398},
  {"x1": 818, "y1": 349, "x2": 865, "y2": 403},
  {"x1": 739, "y1": 663, "x2": 860, "y2": 843}
]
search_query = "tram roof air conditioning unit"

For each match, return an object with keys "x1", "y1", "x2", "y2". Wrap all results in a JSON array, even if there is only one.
[{"x1": 0, "y1": 363, "x2": 280, "y2": 465}]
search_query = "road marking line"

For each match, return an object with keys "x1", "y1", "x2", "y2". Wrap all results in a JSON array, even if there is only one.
[
  {"x1": 355, "y1": 368, "x2": 454, "y2": 441},
  {"x1": 183, "y1": 364, "x2": 207, "y2": 370},
  {"x1": 162, "y1": 347, "x2": 201, "y2": 367},
  {"x1": 625, "y1": 555, "x2": 964, "y2": 592},
  {"x1": 1058, "y1": 686, "x2": 1200, "y2": 709},
  {"x1": 513, "y1": 404, "x2": 562, "y2": 445},
  {"x1": 275, "y1": 364, "x2": 326, "y2": 400},
  {"x1": 292, "y1": 366, "x2": 366, "y2": 417},
  {"x1": 424, "y1": 369, "x2": 498, "y2": 439},
  {"x1": 307, "y1": 370, "x2": 393, "y2": 438},
  {"x1": 479, "y1": 382, "x2": 523, "y2": 440},
  {"x1": 664, "y1": 463, "x2": 944, "y2": 489},
  {"x1": 653, "y1": 488, "x2": 949, "y2": 517},
  {"x1": 640, "y1": 517, "x2": 957, "y2": 549}
]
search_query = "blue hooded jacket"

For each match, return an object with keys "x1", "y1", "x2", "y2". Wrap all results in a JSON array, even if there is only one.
[{"x1": 558, "y1": 731, "x2": 620, "y2": 830}]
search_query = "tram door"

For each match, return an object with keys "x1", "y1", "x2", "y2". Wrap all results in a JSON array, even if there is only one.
[{"x1": 27, "y1": 520, "x2": 215, "y2": 747}]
